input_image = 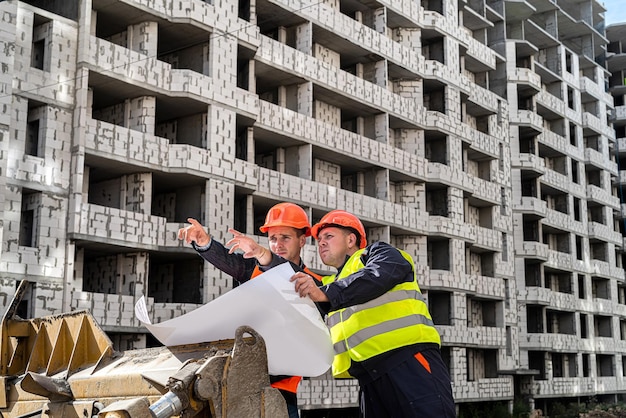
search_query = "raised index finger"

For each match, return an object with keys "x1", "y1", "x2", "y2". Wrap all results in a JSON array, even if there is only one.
[
  {"x1": 228, "y1": 228, "x2": 243, "y2": 237},
  {"x1": 187, "y1": 218, "x2": 203, "y2": 228}
]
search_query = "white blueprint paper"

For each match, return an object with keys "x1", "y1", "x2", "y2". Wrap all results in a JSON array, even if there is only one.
[{"x1": 134, "y1": 263, "x2": 333, "y2": 377}]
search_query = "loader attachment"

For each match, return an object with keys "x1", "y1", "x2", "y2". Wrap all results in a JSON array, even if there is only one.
[{"x1": 0, "y1": 281, "x2": 288, "y2": 418}]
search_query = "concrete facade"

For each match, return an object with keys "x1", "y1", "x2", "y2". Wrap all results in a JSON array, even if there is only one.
[
  {"x1": 506, "y1": 0, "x2": 621, "y2": 411},
  {"x1": 0, "y1": 0, "x2": 620, "y2": 414}
]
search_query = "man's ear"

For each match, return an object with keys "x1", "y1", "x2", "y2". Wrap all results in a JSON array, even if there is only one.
[
  {"x1": 347, "y1": 232, "x2": 358, "y2": 249},
  {"x1": 299, "y1": 234, "x2": 307, "y2": 248}
]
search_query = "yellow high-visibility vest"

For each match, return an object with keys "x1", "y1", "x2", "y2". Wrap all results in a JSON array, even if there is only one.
[{"x1": 322, "y1": 248, "x2": 441, "y2": 378}]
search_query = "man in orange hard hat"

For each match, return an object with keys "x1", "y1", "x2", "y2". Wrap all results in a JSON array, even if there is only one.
[
  {"x1": 291, "y1": 210, "x2": 456, "y2": 418},
  {"x1": 178, "y1": 202, "x2": 320, "y2": 418}
]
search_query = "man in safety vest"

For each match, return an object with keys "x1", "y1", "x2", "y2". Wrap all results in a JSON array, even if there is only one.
[
  {"x1": 291, "y1": 210, "x2": 456, "y2": 418},
  {"x1": 178, "y1": 202, "x2": 320, "y2": 418}
]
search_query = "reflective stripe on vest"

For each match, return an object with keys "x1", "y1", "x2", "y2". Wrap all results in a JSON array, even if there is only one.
[{"x1": 323, "y1": 248, "x2": 441, "y2": 378}]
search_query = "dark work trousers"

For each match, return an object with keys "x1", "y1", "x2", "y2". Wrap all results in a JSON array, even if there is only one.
[
  {"x1": 278, "y1": 389, "x2": 300, "y2": 418},
  {"x1": 356, "y1": 347, "x2": 456, "y2": 418},
  {"x1": 286, "y1": 401, "x2": 300, "y2": 418}
]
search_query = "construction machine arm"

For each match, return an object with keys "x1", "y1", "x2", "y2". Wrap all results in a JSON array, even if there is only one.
[{"x1": 98, "y1": 326, "x2": 288, "y2": 418}]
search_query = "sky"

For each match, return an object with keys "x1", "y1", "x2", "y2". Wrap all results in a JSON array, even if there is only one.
[{"x1": 604, "y1": 0, "x2": 626, "y2": 26}]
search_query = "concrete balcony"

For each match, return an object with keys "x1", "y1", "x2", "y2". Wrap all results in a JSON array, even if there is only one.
[
  {"x1": 524, "y1": 286, "x2": 551, "y2": 305},
  {"x1": 427, "y1": 271, "x2": 505, "y2": 299},
  {"x1": 423, "y1": 269, "x2": 458, "y2": 289},
  {"x1": 590, "y1": 260, "x2": 624, "y2": 281},
  {"x1": 513, "y1": 196, "x2": 547, "y2": 217},
  {"x1": 511, "y1": 109, "x2": 543, "y2": 132},
  {"x1": 72, "y1": 203, "x2": 167, "y2": 249},
  {"x1": 544, "y1": 208, "x2": 586, "y2": 235},
  {"x1": 593, "y1": 336, "x2": 621, "y2": 353},
  {"x1": 416, "y1": 265, "x2": 460, "y2": 290},
  {"x1": 171, "y1": 69, "x2": 259, "y2": 117},
  {"x1": 467, "y1": 83, "x2": 500, "y2": 115},
  {"x1": 424, "y1": 60, "x2": 470, "y2": 95},
  {"x1": 258, "y1": 36, "x2": 438, "y2": 132},
  {"x1": 580, "y1": 76, "x2": 612, "y2": 105},
  {"x1": 615, "y1": 105, "x2": 626, "y2": 123},
  {"x1": 7, "y1": 153, "x2": 69, "y2": 191},
  {"x1": 519, "y1": 333, "x2": 581, "y2": 351},
  {"x1": 504, "y1": 0, "x2": 534, "y2": 22},
  {"x1": 541, "y1": 169, "x2": 575, "y2": 195},
  {"x1": 533, "y1": 377, "x2": 598, "y2": 398},
  {"x1": 425, "y1": 162, "x2": 469, "y2": 190},
  {"x1": 256, "y1": 167, "x2": 429, "y2": 236},
  {"x1": 524, "y1": 287, "x2": 580, "y2": 310},
  {"x1": 374, "y1": 0, "x2": 422, "y2": 26},
  {"x1": 468, "y1": 130, "x2": 500, "y2": 159},
  {"x1": 464, "y1": 39, "x2": 499, "y2": 73},
  {"x1": 265, "y1": 0, "x2": 430, "y2": 89},
  {"x1": 594, "y1": 377, "x2": 626, "y2": 396},
  {"x1": 524, "y1": 19, "x2": 559, "y2": 51},
  {"x1": 122, "y1": 0, "x2": 246, "y2": 40},
  {"x1": 617, "y1": 138, "x2": 626, "y2": 154},
  {"x1": 508, "y1": 67, "x2": 541, "y2": 92},
  {"x1": 616, "y1": 303, "x2": 626, "y2": 317},
  {"x1": 565, "y1": 106, "x2": 582, "y2": 124},
  {"x1": 470, "y1": 225, "x2": 501, "y2": 252},
  {"x1": 586, "y1": 184, "x2": 620, "y2": 210},
  {"x1": 422, "y1": 10, "x2": 475, "y2": 55},
  {"x1": 461, "y1": 3, "x2": 492, "y2": 31},
  {"x1": 583, "y1": 112, "x2": 603, "y2": 133},
  {"x1": 439, "y1": 325, "x2": 505, "y2": 347},
  {"x1": 470, "y1": 177, "x2": 501, "y2": 205},
  {"x1": 512, "y1": 153, "x2": 545, "y2": 175},
  {"x1": 536, "y1": 90, "x2": 565, "y2": 118},
  {"x1": 588, "y1": 221, "x2": 622, "y2": 246},
  {"x1": 590, "y1": 298, "x2": 616, "y2": 316},
  {"x1": 534, "y1": 60, "x2": 561, "y2": 84},
  {"x1": 545, "y1": 249, "x2": 574, "y2": 272},
  {"x1": 539, "y1": 129, "x2": 583, "y2": 160},
  {"x1": 583, "y1": 111, "x2": 611, "y2": 137},
  {"x1": 428, "y1": 216, "x2": 475, "y2": 241},
  {"x1": 585, "y1": 148, "x2": 618, "y2": 175},
  {"x1": 549, "y1": 290, "x2": 580, "y2": 311},
  {"x1": 456, "y1": 378, "x2": 513, "y2": 402},
  {"x1": 257, "y1": 101, "x2": 425, "y2": 179},
  {"x1": 171, "y1": 145, "x2": 257, "y2": 187},
  {"x1": 84, "y1": 119, "x2": 258, "y2": 188},
  {"x1": 85, "y1": 119, "x2": 169, "y2": 167},
  {"x1": 517, "y1": 241, "x2": 549, "y2": 260},
  {"x1": 87, "y1": 36, "x2": 259, "y2": 117},
  {"x1": 467, "y1": 274, "x2": 506, "y2": 299}
]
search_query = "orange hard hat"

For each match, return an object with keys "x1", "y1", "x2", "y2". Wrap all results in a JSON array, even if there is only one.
[
  {"x1": 311, "y1": 210, "x2": 367, "y2": 249},
  {"x1": 259, "y1": 203, "x2": 311, "y2": 236}
]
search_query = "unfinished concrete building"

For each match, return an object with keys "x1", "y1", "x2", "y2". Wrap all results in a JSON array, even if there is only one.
[
  {"x1": 505, "y1": 0, "x2": 622, "y2": 412},
  {"x1": 0, "y1": 0, "x2": 620, "y2": 415},
  {"x1": 609, "y1": 18, "x2": 626, "y2": 403},
  {"x1": 609, "y1": 24, "x2": 626, "y2": 225}
]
